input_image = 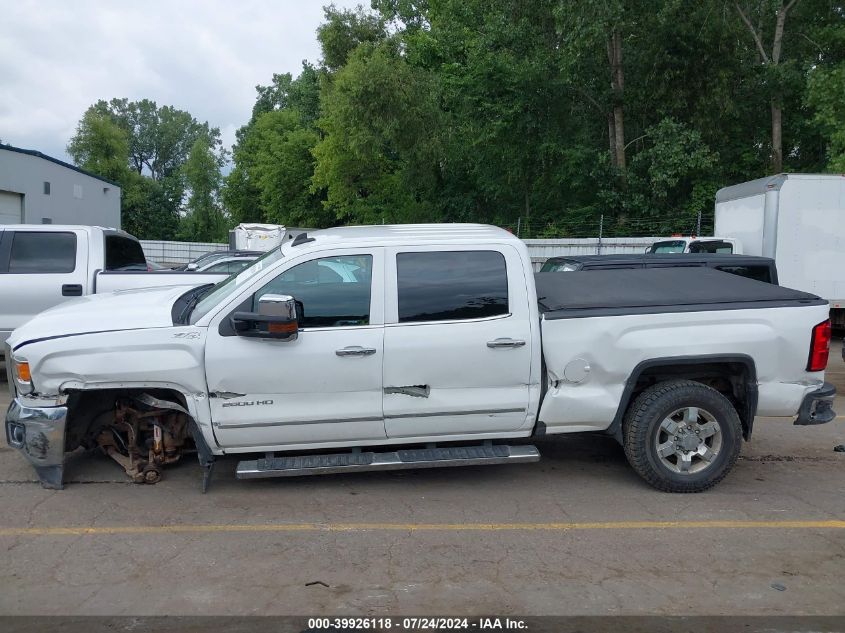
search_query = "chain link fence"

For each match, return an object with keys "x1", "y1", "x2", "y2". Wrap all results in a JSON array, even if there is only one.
[
  {"x1": 140, "y1": 240, "x2": 228, "y2": 267},
  {"x1": 500, "y1": 211, "x2": 711, "y2": 240},
  {"x1": 141, "y1": 213, "x2": 712, "y2": 270}
]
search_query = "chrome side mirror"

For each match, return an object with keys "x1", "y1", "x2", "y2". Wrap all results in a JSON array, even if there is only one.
[
  {"x1": 231, "y1": 294, "x2": 299, "y2": 340},
  {"x1": 258, "y1": 294, "x2": 297, "y2": 319}
]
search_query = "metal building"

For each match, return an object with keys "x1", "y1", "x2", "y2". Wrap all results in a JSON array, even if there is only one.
[{"x1": 0, "y1": 144, "x2": 121, "y2": 228}]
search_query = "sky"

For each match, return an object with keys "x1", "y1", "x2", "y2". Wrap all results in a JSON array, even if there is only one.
[{"x1": 0, "y1": 0, "x2": 361, "y2": 163}]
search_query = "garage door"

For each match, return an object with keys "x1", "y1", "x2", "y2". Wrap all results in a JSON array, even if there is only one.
[{"x1": 0, "y1": 191, "x2": 23, "y2": 224}]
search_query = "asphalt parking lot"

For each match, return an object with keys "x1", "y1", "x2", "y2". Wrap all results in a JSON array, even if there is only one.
[{"x1": 1, "y1": 346, "x2": 843, "y2": 617}]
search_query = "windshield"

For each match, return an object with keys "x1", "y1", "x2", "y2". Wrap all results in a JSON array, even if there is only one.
[
  {"x1": 647, "y1": 240, "x2": 687, "y2": 253},
  {"x1": 189, "y1": 246, "x2": 287, "y2": 323},
  {"x1": 191, "y1": 251, "x2": 228, "y2": 267}
]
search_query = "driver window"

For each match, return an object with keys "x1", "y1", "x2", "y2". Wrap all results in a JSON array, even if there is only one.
[{"x1": 253, "y1": 254, "x2": 373, "y2": 328}]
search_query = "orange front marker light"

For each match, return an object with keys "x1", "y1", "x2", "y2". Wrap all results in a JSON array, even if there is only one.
[{"x1": 15, "y1": 361, "x2": 31, "y2": 383}]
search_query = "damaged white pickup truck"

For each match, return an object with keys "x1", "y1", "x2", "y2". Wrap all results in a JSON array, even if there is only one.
[{"x1": 4, "y1": 225, "x2": 837, "y2": 493}]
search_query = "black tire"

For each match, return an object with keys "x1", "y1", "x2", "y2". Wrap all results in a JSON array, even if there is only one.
[{"x1": 623, "y1": 379, "x2": 742, "y2": 493}]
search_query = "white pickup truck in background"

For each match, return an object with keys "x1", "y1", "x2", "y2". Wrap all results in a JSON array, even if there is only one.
[
  {"x1": 646, "y1": 236, "x2": 743, "y2": 254},
  {"x1": 0, "y1": 224, "x2": 228, "y2": 346},
  {"x1": 4, "y1": 225, "x2": 836, "y2": 493}
]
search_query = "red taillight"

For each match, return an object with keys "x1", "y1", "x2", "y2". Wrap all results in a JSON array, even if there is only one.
[{"x1": 807, "y1": 319, "x2": 832, "y2": 372}]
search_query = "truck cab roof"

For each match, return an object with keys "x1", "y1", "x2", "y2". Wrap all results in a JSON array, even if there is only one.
[
  {"x1": 0, "y1": 224, "x2": 134, "y2": 238},
  {"x1": 289, "y1": 224, "x2": 520, "y2": 250}
]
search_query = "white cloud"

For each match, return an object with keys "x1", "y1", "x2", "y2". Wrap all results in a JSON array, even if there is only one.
[{"x1": 0, "y1": 0, "x2": 361, "y2": 160}]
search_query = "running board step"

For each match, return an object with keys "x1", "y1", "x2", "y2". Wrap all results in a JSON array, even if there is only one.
[{"x1": 236, "y1": 444, "x2": 540, "y2": 479}]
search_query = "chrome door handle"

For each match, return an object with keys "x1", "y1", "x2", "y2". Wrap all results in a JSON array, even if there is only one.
[
  {"x1": 336, "y1": 346, "x2": 377, "y2": 357},
  {"x1": 487, "y1": 338, "x2": 526, "y2": 349}
]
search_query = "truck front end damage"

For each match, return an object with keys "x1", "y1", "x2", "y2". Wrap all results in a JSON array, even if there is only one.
[
  {"x1": 5, "y1": 399, "x2": 68, "y2": 489},
  {"x1": 5, "y1": 391, "x2": 197, "y2": 490},
  {"x1": 92, "y1": 393, "x2": 192, "y2": 485}
]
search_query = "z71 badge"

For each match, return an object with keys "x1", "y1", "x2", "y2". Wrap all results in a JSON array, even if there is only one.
[{"x1": 172, "y1": 331, "x2": 201, "y2": 339}]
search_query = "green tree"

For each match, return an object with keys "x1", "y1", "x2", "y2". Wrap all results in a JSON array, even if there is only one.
[
  {"x1": 317, "y1": 5, "x2": 387, "y2": 72},
  {"x1": 220, "y1": 0, "x2": 844, "y2": 237},
  {"x1": 312, "y1": 41, "x2": 443, "y2": 224},
  {"x1": 121, "y1": 173, "x2": 180, "y2": 240},
  {"x1": 180, "y1": 138, "x2": 227, "y2": 242},
  {"x1": 251, "y1": 110, "x2": 328, "y2": 226},
  {"x1": 624, "y1": 118, "x2": 720, "y2": 234},
  {"x1": 67, "y1": 110, "x2": 131, "y2": 183},
  {"x1": 68, "y1": 99, "x2": 224, "y2": 240},
  {"x1": 807, "y1": 62, "x2": 845, "y2": 170},
  {"x1": 90, "y1": 98, "x2": 222, "y2": 181},
  {"x1": 224, "y1": 64, "x2": 323, "y2": 225}
]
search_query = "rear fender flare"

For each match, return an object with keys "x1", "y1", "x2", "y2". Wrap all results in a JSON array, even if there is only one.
[{"x1": 607, "y1": 354, "x2": 758, "y2": 442}]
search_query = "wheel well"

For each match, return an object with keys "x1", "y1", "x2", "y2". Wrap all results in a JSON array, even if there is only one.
[
  {"x1": 64, "y1": 387, "x2": 190, "y2": 452},
  {"x1": 610, "y1": 357, "x2": 758, "y2": 442}
]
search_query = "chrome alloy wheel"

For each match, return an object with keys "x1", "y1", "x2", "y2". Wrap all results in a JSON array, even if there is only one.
[{"x1": 654, "y1": 407, "x2": 723, "y2": 474}]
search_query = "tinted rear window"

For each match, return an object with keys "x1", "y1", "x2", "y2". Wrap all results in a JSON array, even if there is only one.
[
  {"x1": 105, "y1": 235, "x2": 147, "y2": 271},
  {"x1": 9, "y1": 231, "x2": 76, "y2": 273},
  {"x1": 689, "y1": 240, "x2": 734, "y2": 254},
  {"x1": 397, "y1": 251, "x2": 509, "y2": 323},
  {"x1": 715, "y1": 265, "x2": 772, "y2": 284}
]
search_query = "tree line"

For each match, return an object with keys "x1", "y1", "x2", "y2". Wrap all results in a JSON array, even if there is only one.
[{"x1": 68, "y1": 0, "x2": 845, "y2": 241}]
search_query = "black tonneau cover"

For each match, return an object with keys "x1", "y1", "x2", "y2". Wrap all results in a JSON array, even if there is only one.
[{"x1": 536, "y1": 267, "x2": 825, "y2": 319}]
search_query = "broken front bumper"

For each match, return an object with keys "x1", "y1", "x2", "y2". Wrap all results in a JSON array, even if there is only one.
[{"x1": 5, "y1": 398, "x2": 68, "y2": 489}]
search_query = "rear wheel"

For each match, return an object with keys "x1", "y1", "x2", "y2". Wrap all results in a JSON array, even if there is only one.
[{"x1": 623, "y1": 380, "x2": 742, "y2": 493}]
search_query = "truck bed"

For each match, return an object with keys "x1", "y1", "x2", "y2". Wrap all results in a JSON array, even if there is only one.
[
  {"x1": 535, "y1": 267, "x2": 831, "y2": 435},
  {"x1": 535, "y1": 267, "x2": 825, "y2": 319}
]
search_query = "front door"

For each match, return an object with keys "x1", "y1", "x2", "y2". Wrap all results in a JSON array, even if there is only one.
[
  {"x1": 204, "y1": 249, "x2": 386, "y2": 449},
  {"x1": 382, "y1": 246, "x2": 534, "y2": 439}
]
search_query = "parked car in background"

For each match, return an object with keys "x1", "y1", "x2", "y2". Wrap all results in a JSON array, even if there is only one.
[
  {"x1": 5, "y1": 224, "x2": 834, "y2": 494},
  {"x1": 0, "y1": 225, "x2": 228, "y2": 347},
  {"x1": 646, "y1": 237, "x2": 743, "y2": 254},
  {"x1": 181, "y1": 250, "x2": 262, "y2": 271},
  {"x1": 540, "y1": 254, "x2": 778, "y2": 285},
  {"x1": 194, "y1": 252, "x2": 260, "y2": 274}
]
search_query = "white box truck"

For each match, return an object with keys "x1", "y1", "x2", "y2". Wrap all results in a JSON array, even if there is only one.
[{"x1": 715, "y1": 174, "x2": 845, "y2": 327}]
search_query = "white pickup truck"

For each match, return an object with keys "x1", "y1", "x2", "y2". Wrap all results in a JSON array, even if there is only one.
[
  {"x1": 0, "y1": 224, "x2": 227, "y2": 346},
  {"x1": 4, "y1": 225, "x2": 836, "y2": 493}
]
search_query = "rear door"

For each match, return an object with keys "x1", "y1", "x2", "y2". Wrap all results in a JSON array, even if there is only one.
[
  {"x1": 382, "y1": 246, "x2": 533, "y2": 439},
  {"x1": 0, "y1": 229, "x2": 88, "y2": 339}
]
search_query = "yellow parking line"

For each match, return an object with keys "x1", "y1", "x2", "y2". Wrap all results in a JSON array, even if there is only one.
[{"x1": 0, "y1": 520, "x2": 843, "y2": 537}]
